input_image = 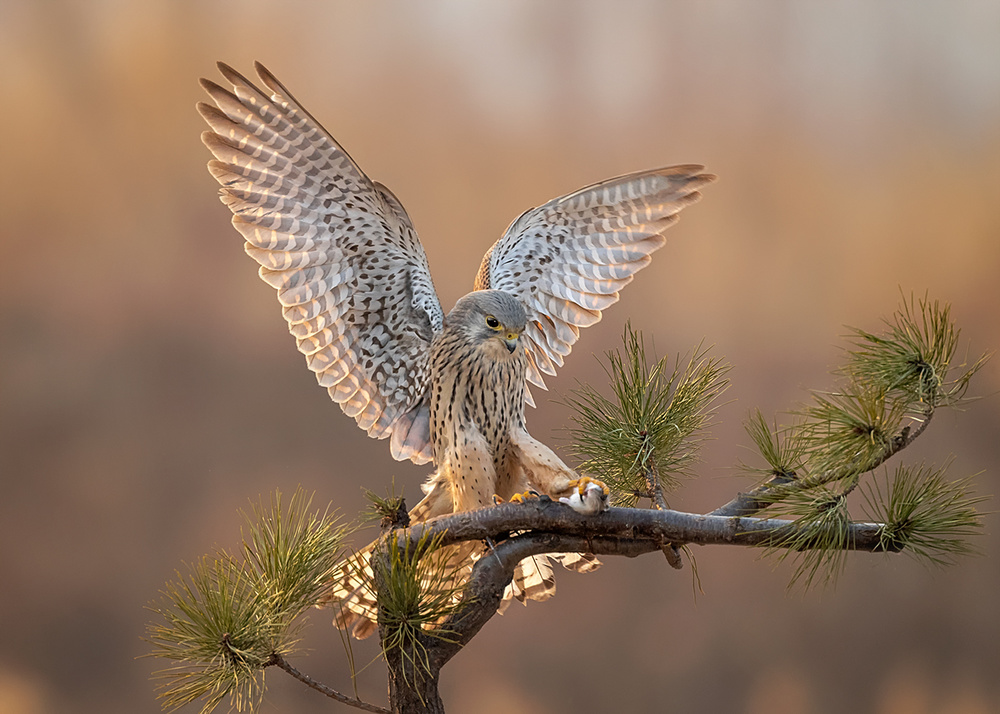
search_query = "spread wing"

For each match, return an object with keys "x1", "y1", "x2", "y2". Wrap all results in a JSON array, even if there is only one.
[
  {"x1": 474, "y1": 166, "x2": 715, "y2": 391},
  {"x1": 198, "y1": 62, "x2": 442, "y2": 464}
]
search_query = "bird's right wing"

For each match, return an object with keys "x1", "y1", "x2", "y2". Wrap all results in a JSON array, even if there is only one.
[
  {"x1": 198, "y1": 62, "x2": 442, "y2": 464},
  {"x1": 474, "y1": 166, "x2": 715, "y2": 392}
]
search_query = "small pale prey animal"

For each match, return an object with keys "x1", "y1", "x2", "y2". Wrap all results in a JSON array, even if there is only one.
[
  {"x1": 198, "y1": 62, "x2": 714, "y2": 638},
  {"x1": 558, "y1": 477, "x2": 610, "y2": 516}
]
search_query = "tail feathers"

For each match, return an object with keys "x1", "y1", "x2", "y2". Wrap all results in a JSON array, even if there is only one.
[
  {"x1": 498, "y1": 554, "x2": 556, "y2": 615},
  {"x1": 319, "y1": 468, "x2": 603, "y2": 638},
  {"x1": 324, "y1": 543, "x2": 379, "y2": 639},
  {"x1": 497, "y1": 551, "x2": 602, "y2": 614},
  {"x1": 552, "y1": 551, "x2": 601, "y2": 573},
  {"x1": 320, "y1": 474, "x2": 461, "y2": 640}
]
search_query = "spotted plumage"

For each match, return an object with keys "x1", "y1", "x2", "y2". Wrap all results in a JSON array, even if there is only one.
[{"x1": 199, "y1": 62, "x2": 714, "y2": 638}]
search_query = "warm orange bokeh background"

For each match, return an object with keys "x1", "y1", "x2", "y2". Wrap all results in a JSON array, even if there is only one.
[{"x1": 2, "y1": 3, "x2": 999, "y2": 713}]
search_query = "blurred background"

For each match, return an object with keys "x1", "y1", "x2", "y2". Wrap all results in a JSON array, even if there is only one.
[{"x1": 1, "y1": 2, "x2": 999, "y2": 713}]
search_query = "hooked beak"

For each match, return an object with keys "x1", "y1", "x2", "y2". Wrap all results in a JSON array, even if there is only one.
[{"x1": 504, "y1": 333, "x2": 519, "y2": 353}]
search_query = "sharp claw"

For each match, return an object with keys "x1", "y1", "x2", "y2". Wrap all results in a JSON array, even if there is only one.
[
  {"x1": 510, "y1": 490, "x2": 540, "y2": 504},
  {"x1": 568, "y1": 476, "x2": 610, "y2": 497},
  {"x1": 560, "y1": 477, "x2": 610, "y2": 515}
]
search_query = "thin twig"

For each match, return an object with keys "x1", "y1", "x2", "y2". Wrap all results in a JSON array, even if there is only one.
[
  {"x1": 710, "y1": 404, "x2": 935, "y2": 519},
  {"x1": 270, "y1": 654, "x2": 390, "y2": 714},
  {"x1": 643, "y1": 465, "x2": 684, "y2": 569}
]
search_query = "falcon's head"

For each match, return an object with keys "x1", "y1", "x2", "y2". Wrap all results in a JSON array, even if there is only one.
[{"x1": 448, "y1": 290, "x2": 527, "y2": 355}]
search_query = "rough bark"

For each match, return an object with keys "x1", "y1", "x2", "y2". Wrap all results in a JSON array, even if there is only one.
[
  {"x1": 383, "y1": 644, "x2": 445, "y2": 714},
  {"x1": 394, "y1": 497, "x2": 892, "y2": 555}
]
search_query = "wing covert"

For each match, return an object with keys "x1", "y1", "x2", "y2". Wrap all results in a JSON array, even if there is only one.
[
  {"x1": 475, "y1": 165, "x2": 715, "y2": 391},
  {"x1": 199, "y1": 62, "x2": 442, "y2": 463}
]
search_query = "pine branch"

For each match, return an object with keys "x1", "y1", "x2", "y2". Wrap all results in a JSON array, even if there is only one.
[
  {"x1": 380, "y1": 501, "x2": 894, "y2": 669},
  {"x1": 394, "y1": 498, "x2": 895, "y2": 556},
  {"x1": 701, "y1": 294, "x2": 988, "y2": 586},
  {"x1": 269, "y1": 654, "x2": 389, "y2": 714},
  {"x1": 714, "y1": 400, "x2": 933, "y2": 519},
  {"x1": 149, "y1": 294, "x2": 987, "y2": 713},
  {"x1": 146, "y1": 488, "x2": 358, "y2": 714},
  {"x1": 699, "y1": 294, "x2": 985, "y2": 522}
]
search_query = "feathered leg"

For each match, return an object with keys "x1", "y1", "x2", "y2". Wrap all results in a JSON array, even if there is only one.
[
  {"x1": 494, "y1": 430, "x2": 603, "y2": 612},
  {"x1": 509, "y1": 428, "x2": 608, "y2": 506}
]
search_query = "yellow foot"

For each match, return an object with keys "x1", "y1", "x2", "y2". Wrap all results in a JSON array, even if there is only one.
[
  {"x1": 492, "y1": 494, "x2": 504, "y2": 506},
  {"x1": 510, "y1": 490, "x2": 540, "y2": 504},
  {"x1": 560, "y1": 477, "x2": 609, "y2": 515},
  {"x1": 568, "y1": 476, "x2": 610, "y2": 498}
]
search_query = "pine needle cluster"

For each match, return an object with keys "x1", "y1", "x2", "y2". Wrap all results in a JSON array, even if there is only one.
[
  {"x1": 146, "y1": 489, "x2": 351, "y2": 713},
  {"x1": 863, "y1": 463, "x2": 988, "y2": 566},
  {"x1": 565, "y1": 324, "x2": 729, "y2": 507},
  {"x1": 363, "y1": 481, "x2": 410, "y2": 529},
  {"x1": 372, "y1": 532, "x2": 465, "y2": 696},
  {"x1": 765, "y1": 487, "x2": 852, "y2": 590},
  {"x1": 843, "y1": 292, "x2": 985, "y2": 407},
  {"x1": 743, "y1": 294, "x2": 988, "y2": 587}
]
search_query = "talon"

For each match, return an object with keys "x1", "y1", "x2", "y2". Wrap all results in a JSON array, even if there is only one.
[
  {"x1": 510, "y1": 490, "x2": 539, "y2": 504},
  {"x1": 560, "y1": 477, "x2": 609, "y2": 515},
  {"x1": 492, "y1": 494, "x2": 504, "y2": 506},
  {"x1": 568, "y1": 476, "x2": 610, "y2": 497}
]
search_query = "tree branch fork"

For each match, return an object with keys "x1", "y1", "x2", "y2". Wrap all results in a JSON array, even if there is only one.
[
  {"x1": 372, "y1": 496, "x2": 899, "y2": 685},
  {"x1": 225, "y1": 497, "x2": 896, "y2": 714},
  {"x1": 250, "y1": 408, "x2": 932, "y2": 713}
]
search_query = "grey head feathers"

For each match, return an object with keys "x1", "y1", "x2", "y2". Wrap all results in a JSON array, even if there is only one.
[
  {"x1": 447, "y1": 290, "x2": 527, "y2": 332},
  {"x1": 445, "y1": 290, "x2": 528, "y2": 352}
]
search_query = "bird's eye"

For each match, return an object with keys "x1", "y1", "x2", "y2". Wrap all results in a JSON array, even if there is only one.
[{"x1": 485, "y1": 316, "x2": 500, "y2": 329}]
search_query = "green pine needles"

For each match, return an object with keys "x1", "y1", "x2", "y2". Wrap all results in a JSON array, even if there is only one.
[
  {"x1": 363, "y1": 481, "x2": 410, "y2": 530},
  {"x1": 843, "y1": 292, "x2": 982, "y2": 407},
  {"x1": 864, "y1": 463, "x2": 987, "y2": 566},
  {"x1": 742, "y1": 294, "x2": 989, "y2": 587},
  {"x1": 147, "y1": 556, "x2": 272, "y2": 713},
  {"x1": 565, "y1": 324, "x2": 729, "y2": 507},
  {"x1": 146, "y1": 489, "x2": 351, "y2": 713},
  {"x1": 562, "y1": 295, "x2": 987, "y2": 590},
  {"x1": 372, "y1": 532, "x2": 465, "y2": 697},
  {"x1": 766, "y1": 486, "x2": 853, "y2": 590}
]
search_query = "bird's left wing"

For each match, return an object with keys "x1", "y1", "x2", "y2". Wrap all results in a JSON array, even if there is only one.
[
  {"x1": 198, "y1": 62, "x2": 443, "y2": 464},
  {"x1": 474, "y1": 165, "x2": 715, "y2": 391}
]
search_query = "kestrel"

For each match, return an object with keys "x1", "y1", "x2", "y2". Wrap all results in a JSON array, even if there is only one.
[{"x1": 198, "y1": 62, "x2": 714, "y2": 638}]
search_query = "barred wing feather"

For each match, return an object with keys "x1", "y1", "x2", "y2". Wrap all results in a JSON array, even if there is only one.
[
  {"x1": 199, "y1": 62, "x2": 442, "y2": 464},
  {"x1": 474, "y1": 166, "x2": 715, "y2": 391}
]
